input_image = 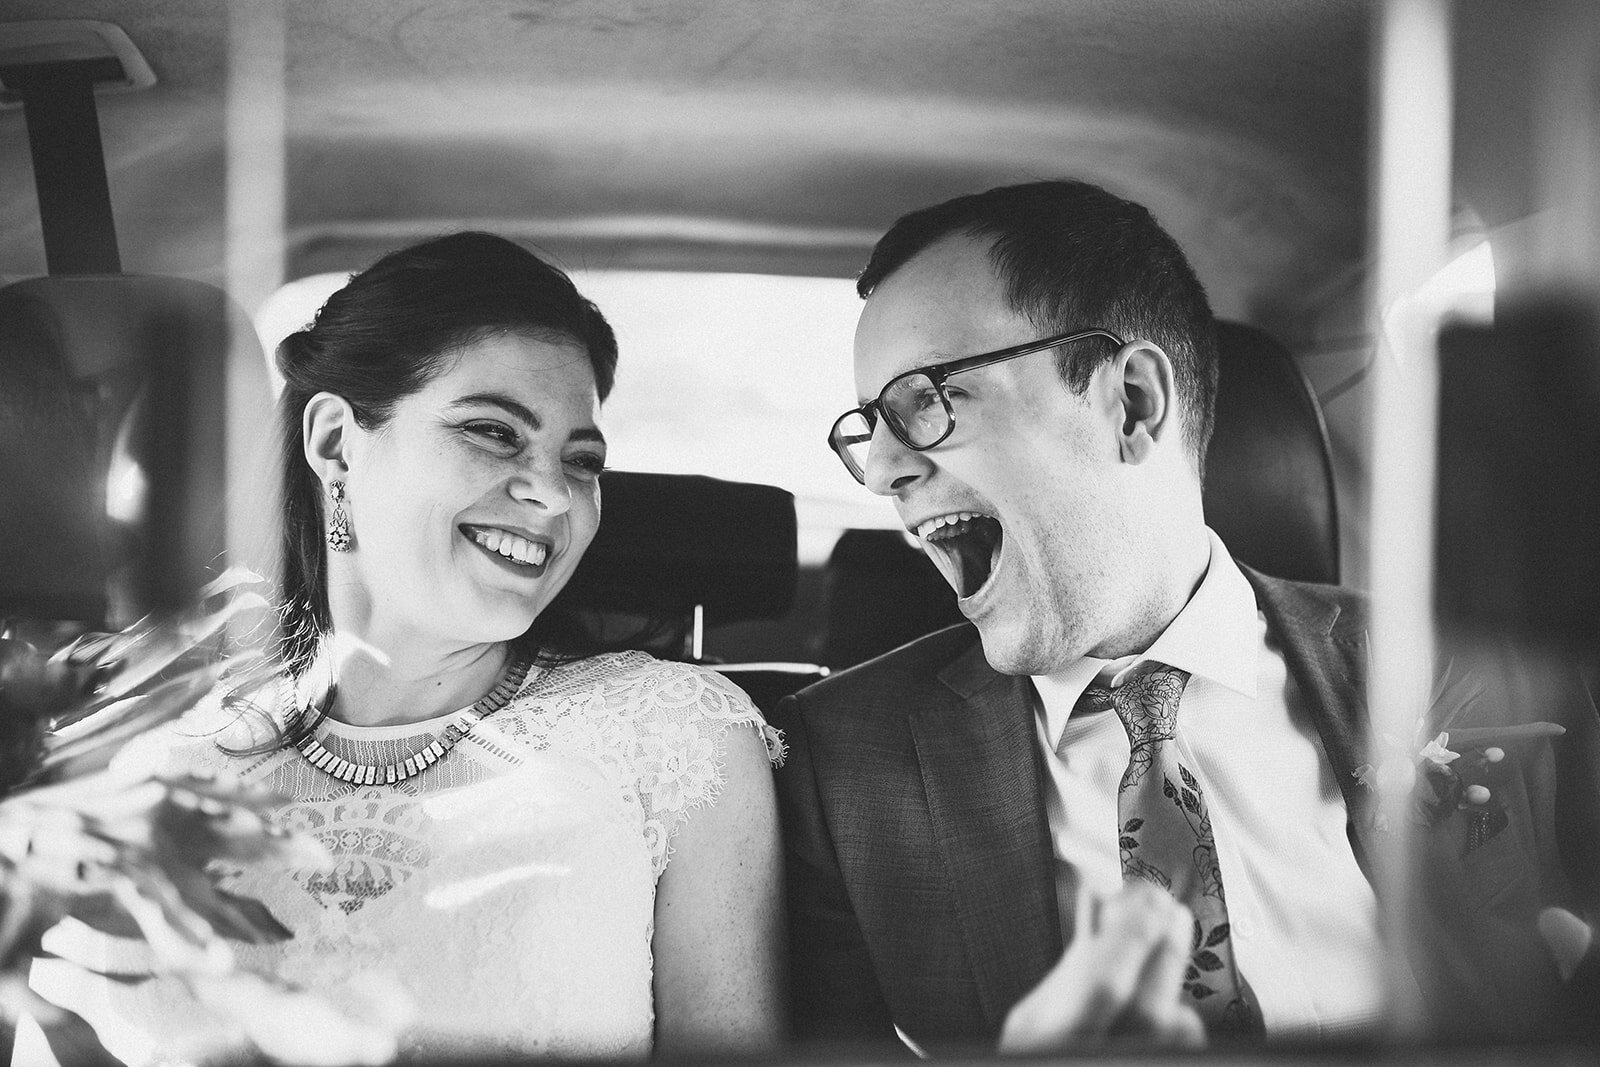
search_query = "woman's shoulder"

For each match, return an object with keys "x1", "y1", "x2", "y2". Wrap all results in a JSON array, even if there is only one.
[
  {"x1": 527, "y1": 651, "x2": 739, "y2": 707},
  {"x1": 514, "y1": 652, "x2": 783, "y2": 762},
  {"x1": 531, "y1": 654, "x2": 783, "y2": 874}
]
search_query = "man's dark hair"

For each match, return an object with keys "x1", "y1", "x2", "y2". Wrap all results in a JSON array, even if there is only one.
[{"x1": 857, "y1": 179, "x2": 1219, "y2": 467}]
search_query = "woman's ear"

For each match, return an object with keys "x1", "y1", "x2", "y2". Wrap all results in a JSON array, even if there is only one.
[
  {"x1": 302, "y1": 391, "x2": 356, "y2": 484},
  {"x1": 1112, "y1": 341, "x2": 1177, "y2": 464}
]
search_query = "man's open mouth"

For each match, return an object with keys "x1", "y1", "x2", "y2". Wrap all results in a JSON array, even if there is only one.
[{"x1": 915, "y1": 511, "x2": 1003, "y2": 599}]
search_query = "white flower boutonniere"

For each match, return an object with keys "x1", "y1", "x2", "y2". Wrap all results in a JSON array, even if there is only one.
[{"x1": 1352, "y1": 661, "x2": 1564, "y2": 852}]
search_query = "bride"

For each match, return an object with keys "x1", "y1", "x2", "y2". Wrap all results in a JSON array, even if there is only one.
[{"x1": 26, "y1": 233, "x2": 783, "y2": 1064}]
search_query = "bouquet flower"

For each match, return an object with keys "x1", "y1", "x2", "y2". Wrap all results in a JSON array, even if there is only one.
[{"x1": 0, "y1": 571, "x2": 402, "y2": 1065}]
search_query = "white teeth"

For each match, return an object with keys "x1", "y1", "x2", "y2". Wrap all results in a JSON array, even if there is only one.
[
  {"x1": 467, "y1": 526, "x2": 549, "y2": 567},
  {"x1": 915, "y1": 511, "x2": 983, "y2": 539}
]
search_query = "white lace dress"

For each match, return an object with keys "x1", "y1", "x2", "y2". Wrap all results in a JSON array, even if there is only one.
[{"x1": 28, "y1": 652, "x2": 782, "y2": 1065}]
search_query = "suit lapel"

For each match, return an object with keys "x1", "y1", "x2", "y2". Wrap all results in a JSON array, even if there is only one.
[
  {"x1": 1244, "y1": 567, "x2": 1381, "y2": 880},
  {"x1": 899, "y1": 568, "x2": 1378, "y2": 1030},
  {"x1": 910, "y1": 641, "x2": 1059, "y2": 1031}
]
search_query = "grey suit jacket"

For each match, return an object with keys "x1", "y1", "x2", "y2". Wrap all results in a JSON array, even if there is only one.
[{"x1": 772, "y1": 568, "x2": 1600, "y2": 1052}]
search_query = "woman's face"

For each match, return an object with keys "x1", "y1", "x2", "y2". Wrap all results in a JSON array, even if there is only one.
[{"x1": 331, "y1": 331, "x2": 605, "y2": 650}]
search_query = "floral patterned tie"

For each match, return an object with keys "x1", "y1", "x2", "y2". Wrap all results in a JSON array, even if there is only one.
[{"x1": 1072, "y1": 663, "x2": 1261, "y2": 1035}]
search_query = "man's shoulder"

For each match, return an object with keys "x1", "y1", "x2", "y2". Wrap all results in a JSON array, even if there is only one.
[
  {"x1": 1239, "y1": 564, "x2": 1369, "y2": 639},
  {"x1": 787, "y1": 622, "x2": 982, "y2": 714}
]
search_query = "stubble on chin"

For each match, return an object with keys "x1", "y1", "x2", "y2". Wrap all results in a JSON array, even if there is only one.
[{"x1": 974, "y1": 614, "x2": 1080, "y2": 678}]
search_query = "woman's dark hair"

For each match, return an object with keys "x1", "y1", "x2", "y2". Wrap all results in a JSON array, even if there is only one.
[{"x1": 273, "y1": 232, "x2": 618, "y2": 681}]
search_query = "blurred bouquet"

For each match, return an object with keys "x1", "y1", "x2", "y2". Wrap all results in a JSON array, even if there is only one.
[{"x1": 0, "y1": 570, "x2": 402, "y2": 1066}]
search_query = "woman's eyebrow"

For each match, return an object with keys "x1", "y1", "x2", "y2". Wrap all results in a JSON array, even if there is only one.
[
  {"x1": 449, "y1": 392, "x2": 539, "y2": 428},
  {"x1": 451, "y1": 392, "x2": 606, "y2": 446}
]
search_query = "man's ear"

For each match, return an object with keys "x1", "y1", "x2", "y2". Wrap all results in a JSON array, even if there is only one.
[
  {"x1": 302, "y1": 391, "x2": 356, "y2": 484},
  {"x1": 1112, "y1": 341, "x2": 1177, "y2": 464}
]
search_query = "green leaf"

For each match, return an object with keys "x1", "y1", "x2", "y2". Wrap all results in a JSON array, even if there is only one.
[
  {"x1": 1204, "y1": 922, "x2": 1231, "y2": 947},
  {"x1": 1195, "y1": 949, "x2": 1224, "y2": 971}
]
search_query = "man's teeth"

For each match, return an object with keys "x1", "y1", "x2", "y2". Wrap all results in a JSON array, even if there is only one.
[
  {"x1": 469, "y1": 527, "x2": 548, "y2": 566},
  {"x1": 916, "y1": 512, "x2": 985, "y2": 540}
]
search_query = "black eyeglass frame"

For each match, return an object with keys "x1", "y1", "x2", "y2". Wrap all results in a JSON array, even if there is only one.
[{"x1": 828, "y1": 327, "x2": 1128, "y2": 483}]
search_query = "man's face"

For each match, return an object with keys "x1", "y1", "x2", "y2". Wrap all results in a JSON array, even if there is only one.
[{"x1": 852, "y1": 232, "x2": 1146, "y2": 675}]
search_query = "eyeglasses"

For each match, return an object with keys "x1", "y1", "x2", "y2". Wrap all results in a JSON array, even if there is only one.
[{"x1": 827, "y1": 327, "x2": 1126, "y2": 484}]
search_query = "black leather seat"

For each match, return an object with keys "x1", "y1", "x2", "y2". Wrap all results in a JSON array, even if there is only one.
[
  {"x1": 553, "y1": 470, "x2": 827, "y2": 711},
  {"x1": 1203, "y1": 320, "x2": 1340, "y2": 584},
  {"x1": 0, "y1": 274, "x2": 252, "y2": 626},
  {"x1": 818, "y1": 529, "x2": 962, "y2": 670}
]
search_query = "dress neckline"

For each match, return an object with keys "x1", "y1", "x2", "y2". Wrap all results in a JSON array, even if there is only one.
[{"x1": 295, "y1": 664, "x2": 542, "y2": 741}]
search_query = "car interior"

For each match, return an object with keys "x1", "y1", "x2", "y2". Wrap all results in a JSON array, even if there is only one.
[{"x1": 2, "y1": 0, "x2": 1599, "y2": 1057}]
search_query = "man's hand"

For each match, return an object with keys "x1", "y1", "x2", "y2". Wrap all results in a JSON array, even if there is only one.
[
  {"x1": 1538, "y1": 905, "x2": 1600, "y2": 1040},
  {"x1": 999, "y1": 881, "x2": 1205, "y2": 1053},
  {"x1": 1537, "y1": 906, "x2": 1593, "y2": 981}
]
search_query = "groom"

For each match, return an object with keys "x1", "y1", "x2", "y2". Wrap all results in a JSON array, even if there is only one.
[{"x1": 772, "y1": 179, "x2": 1600, "y2": 1053}]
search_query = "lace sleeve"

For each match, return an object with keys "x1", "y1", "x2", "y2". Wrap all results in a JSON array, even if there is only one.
[{"x1": 628, "y1": 661, "x2": 784, "y2": 878}]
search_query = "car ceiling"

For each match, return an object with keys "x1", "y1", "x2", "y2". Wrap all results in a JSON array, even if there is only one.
[{"x1": 0, "y1": 0, "x2": 1369, "y2": 325}]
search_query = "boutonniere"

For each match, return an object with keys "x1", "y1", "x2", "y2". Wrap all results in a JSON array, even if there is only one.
[{"x1": 1351, "y1": 661, "x2": 1564, "y2": 852}]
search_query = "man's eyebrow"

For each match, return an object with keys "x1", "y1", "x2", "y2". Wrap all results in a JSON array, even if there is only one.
[
  {"x1": 450, "y1": 392, "x2": 606, "y2": 447},
  {"x1": 856, "y1": 354, "x2": 953, "y2": 404}
]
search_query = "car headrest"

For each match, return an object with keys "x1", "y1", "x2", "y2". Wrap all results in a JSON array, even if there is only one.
[
  {"x1": 553, "y1": 471, "x2": 798, "y2": 627},
  {"x1": 1202, "y1": 320, "x2": 1340, "y2": 584},
  {"x1": 0, "y1": 274, "x2": 245, "y2": 624},
  {"x1": 819, "y1": 528, "x2": 963, "y2": 669}
]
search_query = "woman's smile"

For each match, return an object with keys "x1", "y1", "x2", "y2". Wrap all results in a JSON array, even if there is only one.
[{"x1": 461, "y1": 523, "x2": 552, "y2": 573}]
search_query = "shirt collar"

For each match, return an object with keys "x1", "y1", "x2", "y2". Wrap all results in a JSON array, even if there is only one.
[
  {"x1": 1033, "y1": 658, "x2": 1111, "y2": 750},
  {"x1": 1129, "y1": 528, "x2": 1259, "y2": 699},
  {"x1": 1033, "y1": 528, "x2": 1258, "y2": 746}
]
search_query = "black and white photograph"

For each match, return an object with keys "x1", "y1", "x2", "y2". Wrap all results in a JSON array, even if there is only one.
[{"x1": 1, "y1": 2, "x2": 1598, "y2": 1064}]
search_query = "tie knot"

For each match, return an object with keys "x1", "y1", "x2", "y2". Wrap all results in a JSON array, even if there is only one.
[{"x1": 1074, "y1": 663, "x2": 1190, "y2": 745}]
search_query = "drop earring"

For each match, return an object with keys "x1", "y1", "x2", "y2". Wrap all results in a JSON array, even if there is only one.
[{"x1": 327, "y1": 480, "x2": 352, "y2": 552}]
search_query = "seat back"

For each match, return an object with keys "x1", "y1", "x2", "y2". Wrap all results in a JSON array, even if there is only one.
[
  {"x1": 552, "y1": 471, "x2": 826, "y2": 710},
  {"x1": 0, "y1": 275, "x2": 251, "y2": 625},
  {"x1": 818, "y1": 528, "x2": 963, "y2": 670},
  {"x1": 1202, "y1": 320, "x2": 1340, "y2": 584}
]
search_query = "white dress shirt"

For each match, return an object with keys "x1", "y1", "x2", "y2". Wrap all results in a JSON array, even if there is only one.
[{"x1": 1031, "y1": 530, "x2": 1386, "y2": 1038}]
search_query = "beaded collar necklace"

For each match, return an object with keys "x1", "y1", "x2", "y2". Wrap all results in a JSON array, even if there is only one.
[{"x1": 281, "y1": 656, "x2": 532, "y2": 785}]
